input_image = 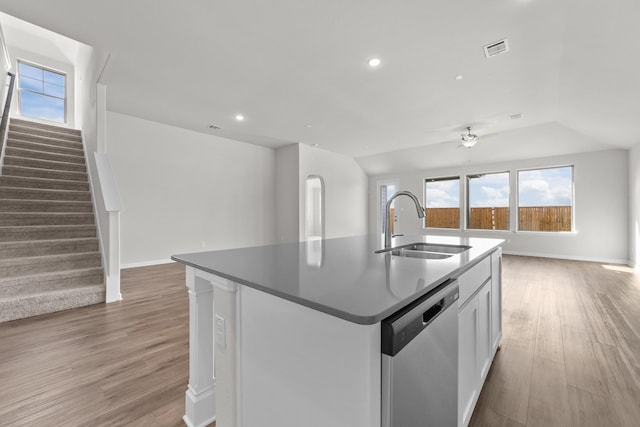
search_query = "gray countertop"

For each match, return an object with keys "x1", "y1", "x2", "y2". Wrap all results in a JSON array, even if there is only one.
[{"x1": 172, "y1": 234, "x2": 503, "y2": 325}]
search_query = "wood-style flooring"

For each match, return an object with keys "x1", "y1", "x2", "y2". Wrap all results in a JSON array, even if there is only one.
[
  {"x1": 470, "y1": 256, "x2": 640, "y2": 427},
  {"x1": 0, "y1": 256, "x2": 639, "y2": 426},
  {"x1": 0, "y1": 263, "x2": 194, "y2": 427}
]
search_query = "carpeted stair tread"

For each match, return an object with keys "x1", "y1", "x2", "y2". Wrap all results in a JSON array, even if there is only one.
[
  {"x1": 0, "y1": 251, "x2": 102, "y2": 278},
  {"x1": 0, "y1": 165, "x2": 88, "y2": 182},
  {"x1": 0, "y1": 224, "x2": 97, "y2": 242},
  {"x1": 10, "y1": 124, "x2": 82, "y2": 139},
  {"x1": 0, "y1": 186, "x2": 91, "y2": 201},
  {"x1": 3, "y1": 155, "x2": 87, "y2": 173},
  {"x1": 9, "y1": 119, "x2": 82, "y2": 137},
  {"x1": 0, "y1": 238, "x2": 99, "y2": 258},
  {"x1": 0, "y1": 212, "x2": 95, "y2": 226},
  {"x1": 0, "y1": 175, "x2": 90, "y2": 191},
  {"x1": 0, "y1": 199, "x2": 93, "y2": 213},
  {"x1": 7, "y1": 138, "x2": 85, "y2": 156},
  {"x1": 7, "y1": 132, "x2": 83, "y2": 149},
  {"x1": 0, "y1": 267, "x2": 104, "y2": 292},
  {"x1": 0, "y1": 285, "x2": 105, "y2": 322},
  {"x1": 5, "y1": 146, "x2": 85, "y2": 165}
]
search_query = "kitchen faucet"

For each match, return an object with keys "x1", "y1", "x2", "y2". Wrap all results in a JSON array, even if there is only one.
[{"x1": 384, "y1": 191, "x2": 425, "y2": 249}]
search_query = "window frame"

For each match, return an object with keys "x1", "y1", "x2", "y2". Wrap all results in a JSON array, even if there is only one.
[
  {"x1": 17, "y1": 59, "x2": 67, "y2": 124},
  {"x1": 516, "y1": 164, "x2": 575, "y2": 233},
  {"x1": 466, "y1": 170, "x2": 511, "y2": 231},
  {"x1": 423, "y1": 175, "x2": 462, "y2": 230}
]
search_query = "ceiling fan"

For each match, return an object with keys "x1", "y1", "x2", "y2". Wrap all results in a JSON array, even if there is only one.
[{"x1": 460, "y1": 127, "x2": 479, "y2": 148}]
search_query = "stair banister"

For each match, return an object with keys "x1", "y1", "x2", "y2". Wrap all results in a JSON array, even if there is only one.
[{"x1": 0, "y1": 71, "x2": 16, "y2": 168}]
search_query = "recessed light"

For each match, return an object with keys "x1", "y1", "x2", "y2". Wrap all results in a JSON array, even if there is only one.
[
  {"x1": 368, "y1": 58, "x2": 381, "y2": 68},
  {"x1": 305, "y1": 124, "x2": 313, "y2": 129},
  {"x1": 312, "y1": 143, "x2": 319, "y2": 147},
  {"x1": 455, "y1": 75, "x2": 463, "y2": 81},
  {"x1": 235, "y1": 114, "x2": 245, "y2": 121}
]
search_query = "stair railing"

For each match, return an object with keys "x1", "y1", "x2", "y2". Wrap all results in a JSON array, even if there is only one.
[{"x1": 0, "y1": 71, "x2": 16, "y2": 168}]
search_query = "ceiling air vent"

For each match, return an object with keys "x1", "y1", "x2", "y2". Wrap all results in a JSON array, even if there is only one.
[{"x1": 484, "y1": 39, "x2": 509, "y2": 58}]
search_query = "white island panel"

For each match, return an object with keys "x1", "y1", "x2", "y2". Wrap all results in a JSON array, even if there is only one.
[{"x1": 238, "y1": 284, "x2": 381, "y2": 427}]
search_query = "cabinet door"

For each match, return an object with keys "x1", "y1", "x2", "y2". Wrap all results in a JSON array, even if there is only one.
[
  {"x1": 458, "y1": 297, "x2": 478, "y2": 427},
  {"x1": 491, "y1": 251, "x2": 502, "y2": 352},
  {"x1": 477, "y1": 280, "x2": 492, "y2": 382}
]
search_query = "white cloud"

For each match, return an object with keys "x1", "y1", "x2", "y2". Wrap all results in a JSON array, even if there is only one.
[
  {"x1": 478, "y1": 185, "x2": 509, "y2": 207},
  {"x1": 469, "y1": 173, "x2": 510, "y2": 207},
  {"x1": 519, "y1": 168, "x2": 572, "y2": 206},
  {"x1": 426, "y1": 180, "x2": 459, "y2": 208}
]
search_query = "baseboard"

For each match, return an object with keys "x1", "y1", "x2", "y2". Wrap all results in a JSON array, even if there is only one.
[
  {"x1": 503, "y1": 250, "x2": 630, "y2": 266},
  {"x1": 121, "y1": 258, "x2": 174, "y2": 269}
]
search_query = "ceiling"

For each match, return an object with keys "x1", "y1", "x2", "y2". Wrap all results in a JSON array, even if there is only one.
[{"x1": 0, "y1": 0, "x2": 637, "y2": 172}]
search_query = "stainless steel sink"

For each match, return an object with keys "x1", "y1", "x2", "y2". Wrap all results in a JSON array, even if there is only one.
[
  {"x1": 396, "y1": 243, "x2": 471, "y2": 254},
  {"x1": 375, "y1": 242, "x2": 471, "y2": 259},
  {"x1": 389, "y1": 249, "x2": 452, "y2": 259}
]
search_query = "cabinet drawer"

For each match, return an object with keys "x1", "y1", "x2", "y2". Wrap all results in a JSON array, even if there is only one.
[{"x1": 458, "y1": 256, "x2": 491, "y2": 306}]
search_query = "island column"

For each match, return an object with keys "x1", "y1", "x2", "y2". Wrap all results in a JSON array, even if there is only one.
[{"x1": 183, "y1": 266, "x2": 216, "y2": 427}]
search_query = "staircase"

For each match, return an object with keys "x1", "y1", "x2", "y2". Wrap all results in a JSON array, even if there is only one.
[{"x1": 0, "y1": 118, "x2": 105, "y2": 322}]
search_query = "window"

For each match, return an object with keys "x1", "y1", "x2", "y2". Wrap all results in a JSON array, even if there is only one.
[
  {"x1": 424, "y1": 177, "x2": 460, "y2": 228},
  {"x1": 518, "y1": 166, "x2": 573, "y2": 232},
  {"x1": 18, "y1": 61, "x2": 66, "y2": 123},
  {"x1": 378, "y1": 180, "x2": 398, "y2": 234},
  {"x1": 467, "y1": 172, "x2": 510, "y2": 230}
]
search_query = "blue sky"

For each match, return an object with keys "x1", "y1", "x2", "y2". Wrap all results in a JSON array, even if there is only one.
[
  {"x1": 518, "y1": 167, "x2": 572, "y2": 207},
  {"x1": 469, "y1": 173, "x2": 509, "y2": 207},
  {"x1": 19, "y1": 62, "x2": 65, "y2": 123},
  {"x1": 425, "y1": 166, "x2": 573, "y2": 208},
  {"x1": 425, "y1": 179, "x2": 459, "y2": 208}
]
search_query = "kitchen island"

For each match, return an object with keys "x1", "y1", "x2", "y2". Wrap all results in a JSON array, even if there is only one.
[{"x1": 172, "y1": 234, "x2": 503, "y2": 427}]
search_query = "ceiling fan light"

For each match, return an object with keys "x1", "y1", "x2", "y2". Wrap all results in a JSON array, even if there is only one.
[
  {"x1": 460, "y1": 127, "x2": 478, "y2": 147},
  {"x1": 461, "y1": 139, "x2": 477, "y2": 148}
]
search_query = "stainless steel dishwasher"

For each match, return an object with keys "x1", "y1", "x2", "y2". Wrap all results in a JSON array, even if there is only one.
[{"x1": 381, "y1": 279, "x2": 459, "y2": 427}]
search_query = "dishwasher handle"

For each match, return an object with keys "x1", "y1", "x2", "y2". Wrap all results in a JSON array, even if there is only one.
[
  {"x1": 381, "y1": 279, "x2": 459, "y2": 356},
  {"x1": 422, "y1": 298, "x2": 444, "y2": 324}
]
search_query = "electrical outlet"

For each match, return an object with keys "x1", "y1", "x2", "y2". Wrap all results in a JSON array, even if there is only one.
[{"x1": 215, "y1": 314, "x2": 226, "y2": 349}]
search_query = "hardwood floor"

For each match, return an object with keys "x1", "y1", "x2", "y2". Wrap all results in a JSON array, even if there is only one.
[
  {"x1": 1, "y1": 256, "x2": 639, "y2": 426},
  {"x1": 470, "y1": 256, "x2": 640, "y2": 427},
  {"x1": 0, "y1": 262, "x2": 196, "y2": 427}
]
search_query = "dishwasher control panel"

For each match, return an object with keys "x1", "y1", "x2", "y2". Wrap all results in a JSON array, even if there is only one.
[{"x1": 381, "y1": 279, "x2": 459, "y2": 356}]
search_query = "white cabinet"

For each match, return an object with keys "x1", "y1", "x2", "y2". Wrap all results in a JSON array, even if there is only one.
[
  {"x1": 458, "y1": 295, "x2": 479, "y2": 427},
  {"x1": 491, "y1": 248, "x2": 502, "y2": 353},
  {"x1": 477, "y1": 280, "x2": 492, "y2": 382},
  {"x1": 457, "y1": 249, "x2": 502, "y2": 427}
]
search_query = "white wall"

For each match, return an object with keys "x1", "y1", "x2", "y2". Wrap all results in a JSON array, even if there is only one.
[
  {"x1": 629, "y1": 144, "x2": 640, "y2": 267},
  {"x1": 298, "y1": 144, "x2": 368, "y2": 239},
  {"x1": 275, "y1": 143, "x2": 369, "y2": 243},
  {"x1": 369, "y1": 149, "x2": 629, "y2": 264},
  {"x1": 107, "y1": 111, "x2": 277, "y2": 266}
]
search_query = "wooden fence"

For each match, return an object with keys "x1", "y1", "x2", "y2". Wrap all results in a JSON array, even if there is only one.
[
  {"x1": 424, "y1": 206, "x2": 572, "y2": 231},
  {"x1": 469, "y1": 207, "x2": 509, "y2": 230},
  {"x1": 518, "y1": 206, "x2": 571, "y2": 232},
  {"x1": 425, "y1": 208, "x2": 460, "y2": 229}
]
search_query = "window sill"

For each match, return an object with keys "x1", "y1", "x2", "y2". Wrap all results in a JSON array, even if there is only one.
[{"x1": 516, "y1": 230, "x2": 577, "y2": 236}]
